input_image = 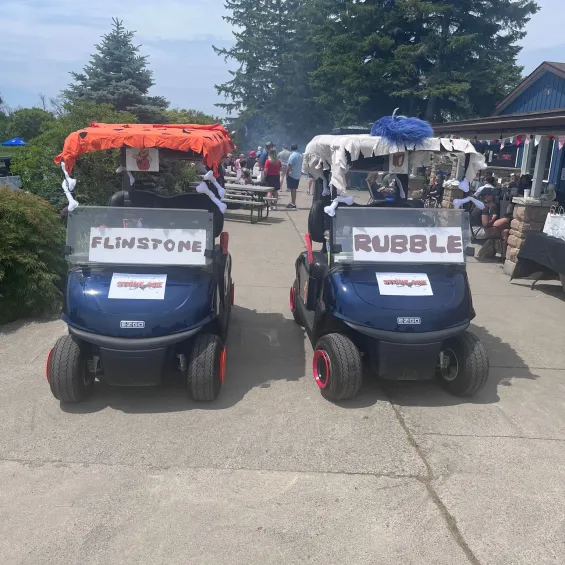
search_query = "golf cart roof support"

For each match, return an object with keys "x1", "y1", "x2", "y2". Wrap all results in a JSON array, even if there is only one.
[
  {"x1": 302, "y1": 134, "x2": 487, "y2": 194},
  {"x1": 54, "y1": 122, "x2": 235, "y2": 177}
]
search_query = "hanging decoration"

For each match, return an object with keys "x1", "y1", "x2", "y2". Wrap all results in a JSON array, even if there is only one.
[
  {"x1": 324, "y1": 196, "x2": 355, "y2": 217},
  {"x1": 60, "y1": 162, "x2": 79, "y2": 212},
  {"x1": 116, "y1": 165, "x2": 135, "y2": 186},
  {"x1": 370, "y1": 109, "x2": 433, "y2": 145},
  {"x1": 203, "y1": 170, "x2": 226, "y2": 199},
  {"x1": 195, "y1": 181, "x2": 227, "y2": 214},
  {"x1": 453, "y1": 197, "x2": 485, "y2": 210}
]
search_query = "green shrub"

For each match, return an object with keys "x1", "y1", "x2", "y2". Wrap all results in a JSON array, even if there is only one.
[{"x1": 0, "y1": 188, "x2": 66, "y2": 324}]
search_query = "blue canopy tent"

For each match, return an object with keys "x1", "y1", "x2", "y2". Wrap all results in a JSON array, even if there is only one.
[{"x1": 1, "y1": 137, "x2": 27, "y2": 146}]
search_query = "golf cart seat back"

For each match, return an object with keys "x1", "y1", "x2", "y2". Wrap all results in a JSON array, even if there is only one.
[{"x1": 109, "y1": 190, "x2": 224, "y2": 238}]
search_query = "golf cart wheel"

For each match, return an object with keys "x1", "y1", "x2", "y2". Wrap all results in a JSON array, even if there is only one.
[
  {"x1": 48, "y1": 335, "x2": 94, "y2": 403},
  {"x1": 290, "y1": 280, "x2": 303, "y2": 326},
  {"x1": 313, "y1": 333, "x2": 362, "y2": 401},
  {"x1": 437, "y1": 331, "x2": 489, "y2": 397},
  {"x1": 187, "y1": 334, "x2": 225, "y2": 401}
]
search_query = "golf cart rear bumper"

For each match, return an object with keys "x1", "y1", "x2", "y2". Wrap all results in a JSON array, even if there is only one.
[
  {"x1": 68, "y1": 325, "x2": 204, "y2": 350},
  {"x1": 345, "y1": 321, "x2": 470, "y2": 381},
  {"x1": 344, "y1": 321, "x2": 469, "y2": 344},
  {"x1": 68, "y1": 325, "x2": 203, "y2": 387}
]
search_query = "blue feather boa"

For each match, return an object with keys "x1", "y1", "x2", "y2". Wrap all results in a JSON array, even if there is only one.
[{"x1": 370, "y1": 114, "x2": 434, "y2": 145}]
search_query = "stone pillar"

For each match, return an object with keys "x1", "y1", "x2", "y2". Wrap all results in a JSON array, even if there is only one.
[
  {"x1": 442, "y1": 184, "x2": 465, "y2": 209},
  {"x1": 503, "y1": 198, "x2": 554, "y2": 276}
]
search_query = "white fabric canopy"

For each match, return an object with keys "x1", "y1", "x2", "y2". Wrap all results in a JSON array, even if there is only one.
[{"x1": 302, "y1": 134, "x2": 487, "y2": 194}]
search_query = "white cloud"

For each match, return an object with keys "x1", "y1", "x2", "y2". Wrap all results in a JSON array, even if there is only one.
[{"x1": 0, "y1": 0, "x2": 235, "y2": 114}]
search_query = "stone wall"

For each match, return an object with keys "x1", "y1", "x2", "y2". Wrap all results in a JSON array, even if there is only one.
[
  {"x1": 503, "y1": 199, "x2": 553, "y2": 276},
  {"x1": 442, "y1": 185, "x2": 464, "y2": 209}
]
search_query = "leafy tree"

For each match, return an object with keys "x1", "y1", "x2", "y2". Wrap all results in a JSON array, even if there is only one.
[
  {"x1": 165, "y1": 108, "x2": 221, "y2": 125},
  {"x1": 65, "y1": 18, "x2": 168, "y2": 123},
  {"x1": 0, "y1": 187, "x2": 66, "y2": 324},
  {"x1": 2, "y1": 107, "x2": 55, "y2": 142},
  {"x1": 10, "y1": 101, "x2": 136, "y2": 207}
]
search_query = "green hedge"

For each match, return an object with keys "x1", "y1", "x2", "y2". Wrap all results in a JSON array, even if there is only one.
[{"x1": 0, "y1": 187, "x2": 66, "y2": 324}]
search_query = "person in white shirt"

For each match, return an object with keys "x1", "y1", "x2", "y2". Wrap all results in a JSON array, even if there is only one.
[{"x1": 475, "y1": 176, "x2": 497, "y2": 197}]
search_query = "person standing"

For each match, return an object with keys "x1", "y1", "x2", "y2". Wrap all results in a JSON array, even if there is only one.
[
  {"x1": 285, "y1": 144, "x2": 302, "y2": 209},
  {"x1": 259, "y1": 142, "x2": 273, "y2": 171},
  {"x1": 247, "y1": 151, "x2": 257, "y2": 171},
  {"x1": 278, "y1": 144, "x2": 291, "y2": 190},
  {"x1": 264, "y1": 148, "x2": 282, "y2": 209}
]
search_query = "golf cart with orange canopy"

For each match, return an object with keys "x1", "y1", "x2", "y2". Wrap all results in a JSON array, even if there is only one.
[{"x1": 47, "y1": 123, "x2": 235, "y2": 403}]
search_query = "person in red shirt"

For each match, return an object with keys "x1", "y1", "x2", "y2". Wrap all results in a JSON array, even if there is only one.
[{"x1": 264, "y1": 148, "x2": 281, "y2": 209}]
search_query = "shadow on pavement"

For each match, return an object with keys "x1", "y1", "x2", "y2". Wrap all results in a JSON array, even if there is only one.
[
  {"x1": 527, "y1": 282, "x2": 565, "y2": 303},
  {"x1": 380, "y1": 323, "x2": 538, "y2": 407},
  {"x1": 61, "y1": 305, "x2": 306, "y2": 415},
  {"x1": 0, "y1": 315, "x2": 59, "y2": 336},
  {"x1": 333, "y1": 367, "x2": 388, "y2": 409}
]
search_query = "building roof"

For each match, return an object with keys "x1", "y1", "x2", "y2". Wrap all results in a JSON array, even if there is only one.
[
  {"x1": 494, "y1": 61, "x2": 565, "y2": 115},
  {"x1": 433, "y1": 108, "x2": 565, "y2": 138},
  {"x1": 433, "y1": 61, "x2": 565, "y2": 138}
]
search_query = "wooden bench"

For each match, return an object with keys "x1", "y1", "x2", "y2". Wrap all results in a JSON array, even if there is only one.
[{"x1": 222, "y1": 194, "x2": 269, "y2": 224}]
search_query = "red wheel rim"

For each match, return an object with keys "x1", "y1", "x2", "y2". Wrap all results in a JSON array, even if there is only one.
[
  {"x1": 46, "y1": 347, "x2": 54, "y2": 382},
  {"x1": 230, "y1": 282, "x2": 235, "y2": 306},
  {"x1": 219, "y1": 348, "x2": 227, "y2": 383},
  {"x1": 290, "y1": 285, "x2": 296, "y2": 312},
  {"x1": 313, "y1": 350, "x2": 330, "y2": 389}
]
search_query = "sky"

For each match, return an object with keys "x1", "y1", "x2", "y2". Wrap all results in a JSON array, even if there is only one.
[{"x1": 0, "y1": 0, "x2": 563, "y2": 116}]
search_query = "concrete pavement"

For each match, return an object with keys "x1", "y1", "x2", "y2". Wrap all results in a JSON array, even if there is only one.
[{"x1": 1, "y1": 183, "x2": 564, "y2": 564}]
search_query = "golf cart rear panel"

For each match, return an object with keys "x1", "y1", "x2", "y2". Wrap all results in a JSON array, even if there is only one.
[{"x1": 63, "y1": 205, "x2": 219, "y2": 386}]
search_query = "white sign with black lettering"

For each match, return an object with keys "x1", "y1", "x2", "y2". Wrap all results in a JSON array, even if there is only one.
[
  {"x1": 353, "y1": 227, "x2": 464, "y2": 263},
  {"x1": 88, "y1": 228, "x2": 207, "y2": 265}
]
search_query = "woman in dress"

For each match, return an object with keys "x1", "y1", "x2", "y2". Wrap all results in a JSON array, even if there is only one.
[{"x1": 264, "y1": 148, "x2": 282, "y2": 209}]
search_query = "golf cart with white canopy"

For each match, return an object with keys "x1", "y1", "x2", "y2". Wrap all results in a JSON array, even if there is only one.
[{"x1": 291, "y1": 114, "x2": 489, "y2": 401}]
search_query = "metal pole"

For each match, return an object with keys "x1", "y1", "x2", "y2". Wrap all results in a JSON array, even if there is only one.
[{"x1": 120, "y1": 147, "x2": 129, "y2": 191}]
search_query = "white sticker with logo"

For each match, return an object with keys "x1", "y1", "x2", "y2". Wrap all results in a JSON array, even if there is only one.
[
  {"x1": 376, "y1": 273, "x2": 433, "y2": 296},
  {"x1": 108, "y1": 273, "x2": 167, "y2": 300}
]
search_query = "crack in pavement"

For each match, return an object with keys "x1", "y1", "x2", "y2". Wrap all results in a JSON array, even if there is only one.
[
  {"x1": 389, "y1": 401, "x2": 483, "y2": 565},
  {"x1": 0, "y1": 456, "x2": 421, "y2": 480},
  {"x1": 421, "y1": 432, "x2": 565, "y2": 443}
]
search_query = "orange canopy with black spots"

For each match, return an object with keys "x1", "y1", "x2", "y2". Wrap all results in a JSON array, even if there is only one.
[{"x1": 54, "y1": 122, "x2": 235, "y2": 176}]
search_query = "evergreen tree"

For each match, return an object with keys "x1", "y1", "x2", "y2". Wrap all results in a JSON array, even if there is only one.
[
  {"x1": 308, "y1": 0, "x2": 538, "y2": 124},
  {"x1": 65, "y1": 18, "x2": 168, "y2": 123},
  {"x1": 214, "y1": 0, "x2": 331, "y2": 147},
  {"x1": 393, "y1": 0, "x2": 539, "y2": 121}
]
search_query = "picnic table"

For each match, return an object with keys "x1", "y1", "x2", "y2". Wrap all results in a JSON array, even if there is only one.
[
  {"x1": 223, "y1": 183, "x2": 274, "y2": 224},
  {"x1": 224, "y1": 174, "x2": 263, "y2": 186}
]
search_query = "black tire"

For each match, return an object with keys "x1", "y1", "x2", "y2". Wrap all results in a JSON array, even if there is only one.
[
  {"x1": 291, "y1": 280, "x2": 303, "y2": 326},
  {"x1": 187, "y1": 333, "x2": 224, "y2": 401},
  {"x1": 437, "y1": 331, "x2": 489, "y2": 397},
  {"x1": 308, "y1": 200, "x2": 327, "y2": 243},
  {"x1": 314, "y1": 333, "x2": 362, "y2": 401},
  {"x1": 48, "y1": 335, "x2": 94, "y2": 403}
]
